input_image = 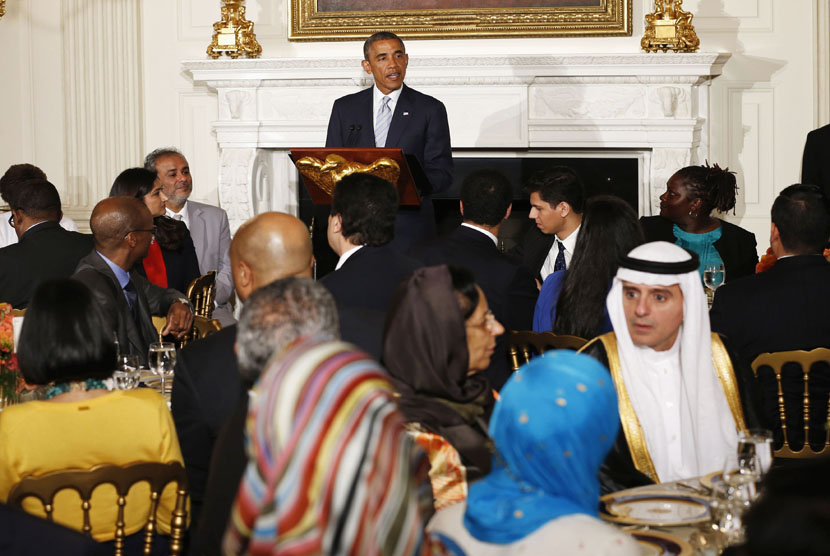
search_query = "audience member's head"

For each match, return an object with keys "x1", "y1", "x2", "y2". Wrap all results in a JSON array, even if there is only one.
[
  {"x1": 382, "y1": 264, "x2": 502, "y2": 480},
  {"x1": 328, "y1": 173, "x2": 398, "y2": 253},
  {"x1": 0, "y1": 163, "x2": 47, "y2": 205},
  {"x1": 236, "y1": 277, "x2": 338, "y2": 385},
  {"x1": 109, "y1": 167, "x2": 168, "y2": 218},
  {"x1": 9, "y1": 178, "x2": 63, "y2": 238},
  {"x1": 524, "y1": 166, "x2": 585, "y2": 237},
  {"x1": 18, "y1": 279, "x2": 117, "y2": 385},
  {"x1": 770, "y1": 184, "x2": 830, "y2": 256},
  {"x1": 463, "y1": 351, "x2": 619, "y2": 543},
  {"x1": 229, "y1": 212, "x2": 314, "y2": 302},
  {"x1": 661, "y1": 162, "x2": 738, "y2": 225},
  {"x1": 553, "y1": 195, "x2": 644, "y2": 338},
  {"x1": 460, "y1": 169, "x2": 513, "y2": 228},
  {"x1": 144, "y1": 147, "x2": 191, "y2": 209},
  {"x1": 740, "y1": 458, "x2": 830, "y2": 556},
  {"x1": 89, "y1": 197, "x2": 154, "y2": 266}
]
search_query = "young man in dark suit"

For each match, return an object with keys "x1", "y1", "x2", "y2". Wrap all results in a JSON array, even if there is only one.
[
  {"x1": 320, "y1": 31, "x2": 453, "y2": 271},
  {"x1": 322, "y1": 173, "x2": 420, "y2": 360},
  {"x1": 0, "y1": 178, "x2": 92, "y2": 308},
  {"x1": 410, "y1": 169, "x2": 537, "y2": 389}
]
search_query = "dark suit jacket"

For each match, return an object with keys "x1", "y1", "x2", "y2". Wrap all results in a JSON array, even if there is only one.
[
  {"x1": 710, "y1": 255, "x2": 830, "y2": 450},
  {"x1": 410, "y1": 225, "x2": 538, "y2": 389},
  {"x1": 72, "y1": 251, "x2": 183, "y2": 365},
  {"x1": 580, "y1": 334, "x2": 764, "y2": 493},
  {"x1": 802, "y1": 124, "x2": 830, "y2": 200},
  {"x1": 640, "y1": 215, "x2": 758, "y2": 281},
  {"x1": 321, "y1": 245, "x2": 421, "y2": 360},
  {"x1": 170, "y1": 325, "x2": 241, "y2": 541},
  {"x1": 325, "y1": 84, "x2": 453, "y2": 253},
  {"x1": 0, "y1": 221, "x2": 92, "y2": 308},
  {"x1": 509, "y1": 226, "x2": 555, "y2": 283}
]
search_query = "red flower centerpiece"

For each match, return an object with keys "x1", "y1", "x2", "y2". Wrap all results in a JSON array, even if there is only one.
[{"x1": 0, "y1": 303, "x2": 23, "y2": 407}]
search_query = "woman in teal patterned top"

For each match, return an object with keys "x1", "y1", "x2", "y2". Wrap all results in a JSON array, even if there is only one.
[{"x1": 641, "y1": 163, "x2": 758, "y2": 282}]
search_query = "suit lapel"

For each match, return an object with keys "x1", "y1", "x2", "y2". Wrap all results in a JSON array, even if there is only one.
[
  {"x1": 356, "y1": 89, "x2": 375, "y2": 147},
  {"x1": 89, "y1": 253, "x2": 146, "y2": 356},
  {"x1": 187, "y1": 202, "x2": 207, "y2": 274},
  {"x1": 384, "y1": 85, "x2": 412, "y2": 149}
]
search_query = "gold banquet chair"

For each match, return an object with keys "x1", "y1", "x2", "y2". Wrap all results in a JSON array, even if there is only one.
[
  {"x1": 506, "y1": 330, "x2": 588, "y2": 371},
  {"x1": 186, "y1": 271, "x2": 216, "y2": 319},
  {"x1": 152, "y1": 315, "x2": 222, "y2": 348},
  {"x1": 751, "y1": 348, "x2": 830, "y2": 458},
  {"x1": 7, "y1": 461, "x2": 189, "y2": 556}
]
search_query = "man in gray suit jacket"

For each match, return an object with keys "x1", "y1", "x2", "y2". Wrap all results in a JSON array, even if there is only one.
[
  {"x1": 73, "y1": 198, "x2": 193, "y2": 365},
  {"x1": 145, "y1": 147, "x2": 235, "y2": 326}
]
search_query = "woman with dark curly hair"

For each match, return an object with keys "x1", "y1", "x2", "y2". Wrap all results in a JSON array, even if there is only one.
[
  {"x1": 110, "y1": 168, "x2": 201, "y2": 292},
  {"x1": 641, "y1": 163, "x2": 758, "y2": 281}
]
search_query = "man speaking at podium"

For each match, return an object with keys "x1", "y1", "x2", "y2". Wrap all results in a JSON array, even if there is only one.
[{"x1": 325, "y1": 31, "x2": 453, "y2": 255}]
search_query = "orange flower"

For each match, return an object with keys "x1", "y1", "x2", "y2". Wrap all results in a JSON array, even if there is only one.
[{"x1": 756, "y1": 246, "x2": 777, "y2": 273}]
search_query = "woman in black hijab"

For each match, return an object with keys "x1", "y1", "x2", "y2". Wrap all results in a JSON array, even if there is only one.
[{"x1": 382, "y1": 264, "x2": 504, "y2": 511}]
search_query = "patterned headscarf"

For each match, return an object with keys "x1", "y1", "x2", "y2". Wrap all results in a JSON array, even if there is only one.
[
  {"x1": 223, "y1": 336, "x2": 437, "y2": 555},
  {"x1": 463, "y1": 351, "x2": 619, "y2": 543}
]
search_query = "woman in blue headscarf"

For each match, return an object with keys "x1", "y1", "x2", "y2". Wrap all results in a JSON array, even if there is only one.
[{"x1": 427, "y1": 351, "x2": 639, "y2": 555}]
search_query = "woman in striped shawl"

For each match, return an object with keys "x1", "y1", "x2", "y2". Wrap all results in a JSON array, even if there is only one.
[{"x1": 223, "y1": 336, "x2": 445, "y2": 556}]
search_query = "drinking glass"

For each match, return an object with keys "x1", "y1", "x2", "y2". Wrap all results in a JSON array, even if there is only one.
[
  {"x1": 148, "y1": 342, "x2": 176, "y2": 397},
  {"x1": 113, "y1": 354, "x2": 141, "y2": 390},
  {"x1": 710, "y1": 480, "x2": 749, "y2": 547},
  {"x1": 738, "y1": 429, "x2": 773, "y2": 478}
]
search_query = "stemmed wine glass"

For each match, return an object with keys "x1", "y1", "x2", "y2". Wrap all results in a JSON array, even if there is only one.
[
  {"x1": 704, "y1": 263, "x2": 725, "y2": 307},
  {"x1": 148, "y1": 342, "x2": 176, "y2": 398},
  {"x1": 113, "y1": 354, "x2": 141, "y2": 390}
]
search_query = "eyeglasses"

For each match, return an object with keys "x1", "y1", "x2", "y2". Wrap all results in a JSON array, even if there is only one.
[
  {"x1": 123, "y1": 226, "x2": 157, "y2": 239},
  {"x1": 466, "y1": 309, "x2": 497, "y2": 333},
  {"x1": 7, "y1": 213, "x2": 14, "y2": 228}
]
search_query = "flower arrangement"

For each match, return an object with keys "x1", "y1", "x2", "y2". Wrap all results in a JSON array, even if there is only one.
[
  {"x1": 756, "y1": 247, "x2": 830, "y2": 273},
  {"x1": 0, "y1": 303, "x2": 22, "y2": 405}
]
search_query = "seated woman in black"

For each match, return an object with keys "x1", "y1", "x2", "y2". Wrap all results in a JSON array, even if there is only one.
[
  {"x1": 641, "y1": 162, "x2": 757, "y2": 282},
  {"x1": 109, "y1": 168, "x2": 200, "y2": 293}
]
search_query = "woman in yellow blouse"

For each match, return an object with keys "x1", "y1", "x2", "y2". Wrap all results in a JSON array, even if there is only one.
[{"x1": 0, "y1": 279, "x2": 185, "y2": 547}]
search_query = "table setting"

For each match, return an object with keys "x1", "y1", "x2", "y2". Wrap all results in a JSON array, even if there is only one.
[{"x1": 601, "y1": 429, "x2": 774, "y2": 555}]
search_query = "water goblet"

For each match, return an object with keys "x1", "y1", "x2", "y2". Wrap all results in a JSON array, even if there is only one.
[
  {"x1": 704, "y1": 263, "x2": 725, "y2": 307},
  {"x1": 114, "y1": 354, "x2": 141, "y2": 390},
  {"x1": 148, "y1": 342, "x2": 176, "y2": 397},
  {"x1": 738, "y1": 429, "x2": 773, "y2": 477}
]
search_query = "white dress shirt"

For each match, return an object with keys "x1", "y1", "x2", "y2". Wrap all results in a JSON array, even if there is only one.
[
  {"x1": 166, "y1": 202, "x2": 190, "y2": 229},
  {"x1": 335, "y1": 245, "x2": 363, "y2": 271},
  {"x1": 540, "y1": 225, "x2": 580, "y2": 281},
  {"x1": 461, "y1": 222, "x2": 498, "y2": 247}
]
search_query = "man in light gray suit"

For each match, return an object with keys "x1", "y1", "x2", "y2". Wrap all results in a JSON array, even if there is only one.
[{"x1": 145, "y1": 147, "x2": 235, "y2": 326}]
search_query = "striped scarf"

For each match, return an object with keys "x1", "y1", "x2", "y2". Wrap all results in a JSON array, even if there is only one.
[{"x1": 223, "y1": 337, "x2": 442, "y2": 556}]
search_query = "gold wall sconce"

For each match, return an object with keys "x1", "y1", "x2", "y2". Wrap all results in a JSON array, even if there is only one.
[
  {"x1": 207, "y1": 0, "x2": 262, "y2": 59},
  {"x1": 642, "y1": 0, "x2": 700, "y2": 53}
]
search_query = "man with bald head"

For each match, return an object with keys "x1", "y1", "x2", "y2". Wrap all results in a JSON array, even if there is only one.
[
  {"x1": 73, "y1": 198, "x2": 193, "y2": 365},
  {"x1": 171, "y1": 211, "x2": 313, "y2": 544}
]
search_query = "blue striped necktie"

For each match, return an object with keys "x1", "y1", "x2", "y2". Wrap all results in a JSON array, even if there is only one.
[{"x1": 374, "y1": 96, "x2": 392, "y2": 147}]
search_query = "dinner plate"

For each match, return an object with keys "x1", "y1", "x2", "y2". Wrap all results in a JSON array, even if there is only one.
[
  {"x1": 699, "y1": 471, "x2": 723, "y2": 491},
  {"x1": 600, "y1": 490, "x2": 711, "y2": 526},
  {"x1": 631, "y1": 530, "x2": 693, "y2": 556}
]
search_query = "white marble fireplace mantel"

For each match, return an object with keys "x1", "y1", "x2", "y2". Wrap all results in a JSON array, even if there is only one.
[{"x1": 183, "y1": 53, "x2": 731, "y2": 233}]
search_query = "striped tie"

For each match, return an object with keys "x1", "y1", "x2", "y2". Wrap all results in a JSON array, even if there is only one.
[{"x1": 374, "y1": 95, "x2": 392, "y2": 147}]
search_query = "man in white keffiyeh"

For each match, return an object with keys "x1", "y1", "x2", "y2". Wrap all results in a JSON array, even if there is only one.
[{"x1": 581, "y1": 241, "x2": 759, "y2": 489}]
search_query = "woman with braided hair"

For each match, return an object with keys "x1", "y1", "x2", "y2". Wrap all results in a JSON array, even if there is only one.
[{"x1": 641, "y1": 162, "x2": 758, "y2": 281}]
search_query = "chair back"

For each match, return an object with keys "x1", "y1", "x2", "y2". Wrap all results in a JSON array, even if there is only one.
[
  {"x1": 186, "y1": 271, "x2": 216, "y2": 319},
  {"x1": 11, "y1": 308, "x2": 26, "y2": 317},
  {"x1": 507, "y1": 330, "x2": 588, "y2": 371},
  {"x1": 751, "y1": 348, "x2": 830, "y2": 458},
  {"x1": 7, "y1": 461, "x2": 188, "y2": 556}
]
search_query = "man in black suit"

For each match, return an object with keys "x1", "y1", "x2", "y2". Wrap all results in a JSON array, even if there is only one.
[
  {"x1": 511, "y1": 166, "x2": 585, "y2": 283},
  {"x1": 320, "y1": 31, "x2": 453, "y2": 271},
  {"x1": 410, "y1": 169, "x2": 537, "y2": 389},
  {"x1": 72, "y1": 198, "x2": 193, "y2": 365},
  {"x1": 710, "y1": 184, "x2": 830, "y2": 448},
  {"x1": 801, "y1": 124, "x2": 830, "y2": 201},
  {"x1": 0, "y1": 178, "x2": 92, "y2": 308},
  {"x1": 322, "y1": 173, "x2": 420, "y2": 360},
  {"x1": 170, "y1": 212, "x2": 315, "y2": 554}
]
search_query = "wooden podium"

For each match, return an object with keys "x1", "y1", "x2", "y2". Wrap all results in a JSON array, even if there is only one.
[{"x1": 289, "y1": 148, "x2": 428, "y2": 206}]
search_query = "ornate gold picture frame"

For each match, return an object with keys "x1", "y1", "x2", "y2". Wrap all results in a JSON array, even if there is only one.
[{"x1": 289, "y1": 0, "x2": 632, "y2": 41}]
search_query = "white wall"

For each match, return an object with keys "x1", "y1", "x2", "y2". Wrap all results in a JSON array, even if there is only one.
[{"x1": 0, "y1": 0, "x2": 824, "y2": 245}]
